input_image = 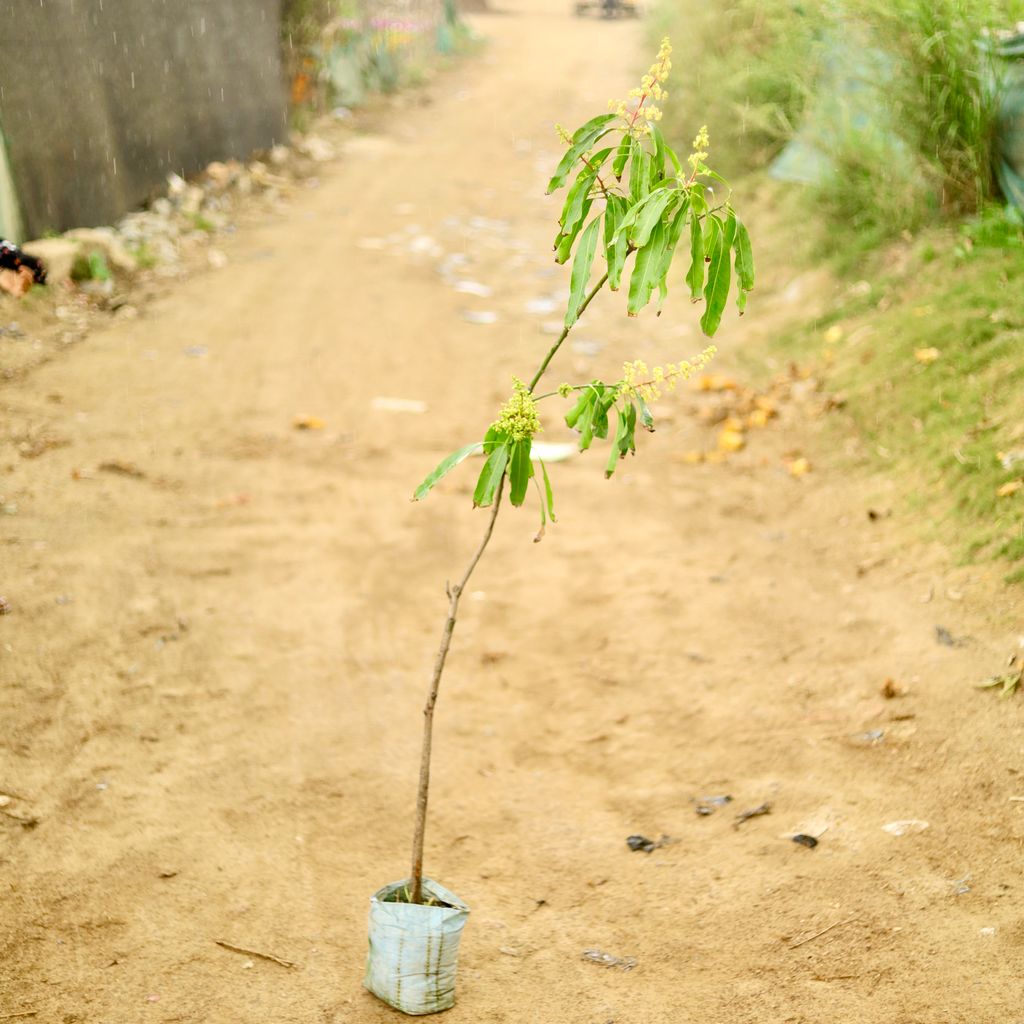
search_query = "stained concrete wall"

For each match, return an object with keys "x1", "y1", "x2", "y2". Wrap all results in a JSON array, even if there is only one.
[{"x1": 0, "y1": 0, "x2": 288, "y2": 240}]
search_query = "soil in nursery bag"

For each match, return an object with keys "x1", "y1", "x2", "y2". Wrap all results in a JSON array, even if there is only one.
[{"x1": 364, "y1": 879, "x2": 470, "y2": 1015}]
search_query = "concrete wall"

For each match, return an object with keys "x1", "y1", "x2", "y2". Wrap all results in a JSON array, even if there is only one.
[{"x1": 0, "y1": 0, "x2": 288, "y2": 240}]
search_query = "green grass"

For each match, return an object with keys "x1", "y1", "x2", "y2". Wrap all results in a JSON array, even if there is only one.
[
  {"x1": 653, "y1": 0, "x2": 1024, "y2": 243},
  {"x1": 780, "y1": 217, "x2": 1024, "y2": 581}
]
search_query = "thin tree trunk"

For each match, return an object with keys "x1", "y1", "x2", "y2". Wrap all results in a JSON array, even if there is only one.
[{"x1": 409, "y1": 481, "x2": 505, "y2": 904}]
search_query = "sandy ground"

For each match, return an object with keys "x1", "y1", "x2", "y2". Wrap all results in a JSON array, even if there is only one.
[{"x1": 3, "y1": 3, "x2": 1024, "y2": 1022}]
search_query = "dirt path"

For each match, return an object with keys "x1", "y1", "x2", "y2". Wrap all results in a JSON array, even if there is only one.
[{"x1": 3, "y1": 4, "x2": 1023, "y2": 1022}]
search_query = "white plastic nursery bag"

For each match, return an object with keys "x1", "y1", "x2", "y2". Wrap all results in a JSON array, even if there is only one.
[{"x1": 364, "y1": 878, "x2": 470, "y2": 1015}]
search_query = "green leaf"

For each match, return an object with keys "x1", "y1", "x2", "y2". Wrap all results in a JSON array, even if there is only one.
[
  {"x1": 623, "y1": 400, "x2": 637, "y2": 454},
  {"x1": 636, "y1": 396, "x2": 655, "y2": 432},
  {"x1": 628, "y1": 189, "x2": 678, "y2": 249},
  {"x1": 547, "y1": 123, "x2": 614, "y2": 194},
  {"x1": 508, "y1": 438, "x2": 532, "y2": 507},
  {"x1": 653, "y1": 197, "x2": 690, "y2": 315},
  {"x1": 577, "y1": 392, "x2": 599, "y2": 451},
  {"x1": 605, "y1": 408, "x2": 623, "y2": 478},
  {"x1": 686, "y1": 199, "x2": 705, "y2": 301},
  {"x1": 473, "y1": 442, "x2": 509, "y2": 507},
  {"x1": 413, "y1": 442, "x2": 483, "y2": 501},
  {"x1": 564, "y1": 217, "x2": 602, "y2": 328},
  {"x1": 565, "y1": 387, "x2": 595, "y2": 429},
  {"x1": 571, "y1": 112, "x2": 617, "y2": 143},
  {"x1": 559, "y1": 148, "x2": 611, "y2": 235},
  {"x1": 554, "y1": 199, "x2": 593, "y2": 265},
  {"x1": 539, "y1": 458, "x2": 557, "y2": 522},
  {"x1": 627, "y1": 220, "x2": 668, "y2": 316},
  {"x1": 603, "y1": 194, "x2": 623, "y2": 259},
  {"x1": 612, "y1": 135, "x2": 631, "y2": 179},
  {"x1": 592, "y1": 388, "x2": 616, "y2": 439},
  {"x1": 628, "y1": 143, "x2": 649, "y2": 204},
  {"x1": 700, "y1": 215, "x2": 732, "y2": 337},
  {"x1": 733, "y1": 215, "x2": 755, "y2": 312},
  {"x1": 604, "y1": 195, "x2": 631, "y2": 291},
  {"x1": 650, "y1": 123, "x2": 667, "y2": 180}
]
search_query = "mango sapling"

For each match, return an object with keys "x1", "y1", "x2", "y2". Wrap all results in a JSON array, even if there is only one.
[{"x1": 363, "y1": 39, "x2": 755, "y2": 1014}]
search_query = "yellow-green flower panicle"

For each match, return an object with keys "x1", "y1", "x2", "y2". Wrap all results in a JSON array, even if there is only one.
[
  {"x1": 619, "y1": 346, "x2": 717, "y2": 403},
  {"x1": 492, "y1": 377, "x2": 542, "y2": 442},
  {"x1": 609, "y1": 37, "x2": 673, "y2": 137}
]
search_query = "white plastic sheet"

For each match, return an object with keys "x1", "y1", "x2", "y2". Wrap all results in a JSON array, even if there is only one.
[{"x1": 364, "y1": 879, "x2": 470, "y2": 1015}]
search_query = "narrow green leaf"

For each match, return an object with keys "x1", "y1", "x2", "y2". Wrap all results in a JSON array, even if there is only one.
[
  {"x1": 539, "y1": 458, "x2": 557, "y2": 522},
  {"x1": 628, "y1": 143, "x2": 649, "y2": 204},
  {"x1": 700, "y1": 215, "x2": 731, "y2": 337},
  {"x1": 623, "y1": 400, "x2": 637, "y2": 454},
  {"x1": 413, "y1": 442, "x2": 483, "y2": 501},
  {"x1": 627, "y1": 221, "x2": 668, "y2": 316},
  {"x1": 554, "y1": 199, "x2": 593, "y2": 264},
  {"x1": 473, "y1": 442, "x2": 509, "y2": 507},
  {"x1": 650, "y1": 123, "x2": 667, "y2": 180},
  {"x1": 508, "y1": 438, "x2": 532, "y2": 507},
  {"x1": 533, "y1": 472, "x2": 547, "y2": 542},
  {"x1": 560, "y1": 147, "x2": 611, "y2": 235},
  {"x1": 565, "y1": 387, "x2": 595, "y2": 429},
  {"x1": 605, "y1": 408, "x2": 623, "y2": 478},
  {"x1": 628, "y1": 189, "x2": 678, "y2": 249},
  {"x1": 603, "y1": 194, "x2": 623, "y2": 261},
  {"x1": 612, "y1": 135, "x2": 631, "y2": 179},
  {"x1": 686, "y1": 200, "x2": 705, "y2": 301},
  {"x1": 636, "y1": 396, "x2": 655, "y2": 431},
  {"x1": 733, "y1": 216, "x2": 755, "y2": 312},
  {"x1": 652, "y1": 197, "x2": 689, "y2": 315},
  {"x1": 546, "y1": 123, "x2": 613, "y2": 194},
  {"x1": 592, "y1": 389, "x2": 616, "y2": 440},
  {"x1": 560, "y1": 165, "x2": 599, "y2": 234},
  {"x1": 577, "y1": 395, "x2": 598, "y2": 451},
  {"x1": 564, "y1": 217, "x2": 601, "y2": 328},
  {"x1": 571, "y1": 112, "x2": 617, "y2": 143}
]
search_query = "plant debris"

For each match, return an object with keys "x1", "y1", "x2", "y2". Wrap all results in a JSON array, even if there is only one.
[
  {"x1": 625, "y1": 834, "x2": 676, "y2": 853},
  {"x1": 791, "y1": 834, "x2": 818, "y2": 848},
  {"x1": 935, "y1": 625, "x2": 965, "y2": 647},
  {"x1": 581, "y1": 949, "x2": 637, "y2": 971},
  {"x1": 733, "y1": 802, "x2": 772, "y2": 828},
  {"x1": 694, "y1": 794, "x2": 732, "y2": 816}
]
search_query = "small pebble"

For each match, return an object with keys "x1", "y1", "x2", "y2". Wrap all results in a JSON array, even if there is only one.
[{"x1": 792, "y1": 834, "x2": 818, "y2": 848}]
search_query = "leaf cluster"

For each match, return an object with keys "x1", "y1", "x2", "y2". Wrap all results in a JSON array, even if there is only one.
[
  {"x1": 413, "y1": 105, "x2": 755, "y2": 529},
  {"x1": 549, "y1": 113, "x2": 753, "y2": 334}
]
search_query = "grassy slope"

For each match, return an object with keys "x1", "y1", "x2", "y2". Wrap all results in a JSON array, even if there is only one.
[
  {"x1": 649, "y1": 2, "x2": 1024, "y2": 583},
  {"x1": 783, "y1": 215, "x2": 1024, "y2": 582}
]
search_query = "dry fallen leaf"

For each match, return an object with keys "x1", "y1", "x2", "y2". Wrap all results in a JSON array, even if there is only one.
[
  {"x1": 293, "y1": 415, "x2": 325, "y2": 431},
  {"x1": 996, "y1": 479, "x2": 1022, "y2": 498},
  {"x1": 697, "y1": 373, "x2": 738, "y2": 392},
  {"x1": 786, "y1": 457, "x2": 811, "y2": 477},
  {"x1": 718, "y1": 428, "x2": 746, "y2": 453},
  {"x1": 677, "y1": 450, "x2": 705, "y2": 465},
  {"x1": 914, "y1": 347, "x2": 941, "y2": 365}
]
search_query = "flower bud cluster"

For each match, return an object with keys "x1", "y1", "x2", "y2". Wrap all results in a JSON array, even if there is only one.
[
  {"x1": 688, "y1": 125, "x2": 710, "y2": 172},
  {"x1": 492, "y1": 377, "x2": 542, "y2": 442}
]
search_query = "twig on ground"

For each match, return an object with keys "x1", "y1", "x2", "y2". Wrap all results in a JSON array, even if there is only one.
[
  {"x1": 788, "y1": 915, "x2": 859, "y2": 950},
  {"x1": 0, "y1": 807, "x2": 39, "y2": 827},
  {"x1": 214, "y1": 940, "x2": 296, "y2": 968},
  {"x1": 0, "y1": 1011, "x2": 39, "y2": 1021}
]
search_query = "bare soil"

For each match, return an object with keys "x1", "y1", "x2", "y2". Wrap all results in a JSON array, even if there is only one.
[{"x1": 2, "y1": 4, "x2": 1023, "y2": 1022}]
